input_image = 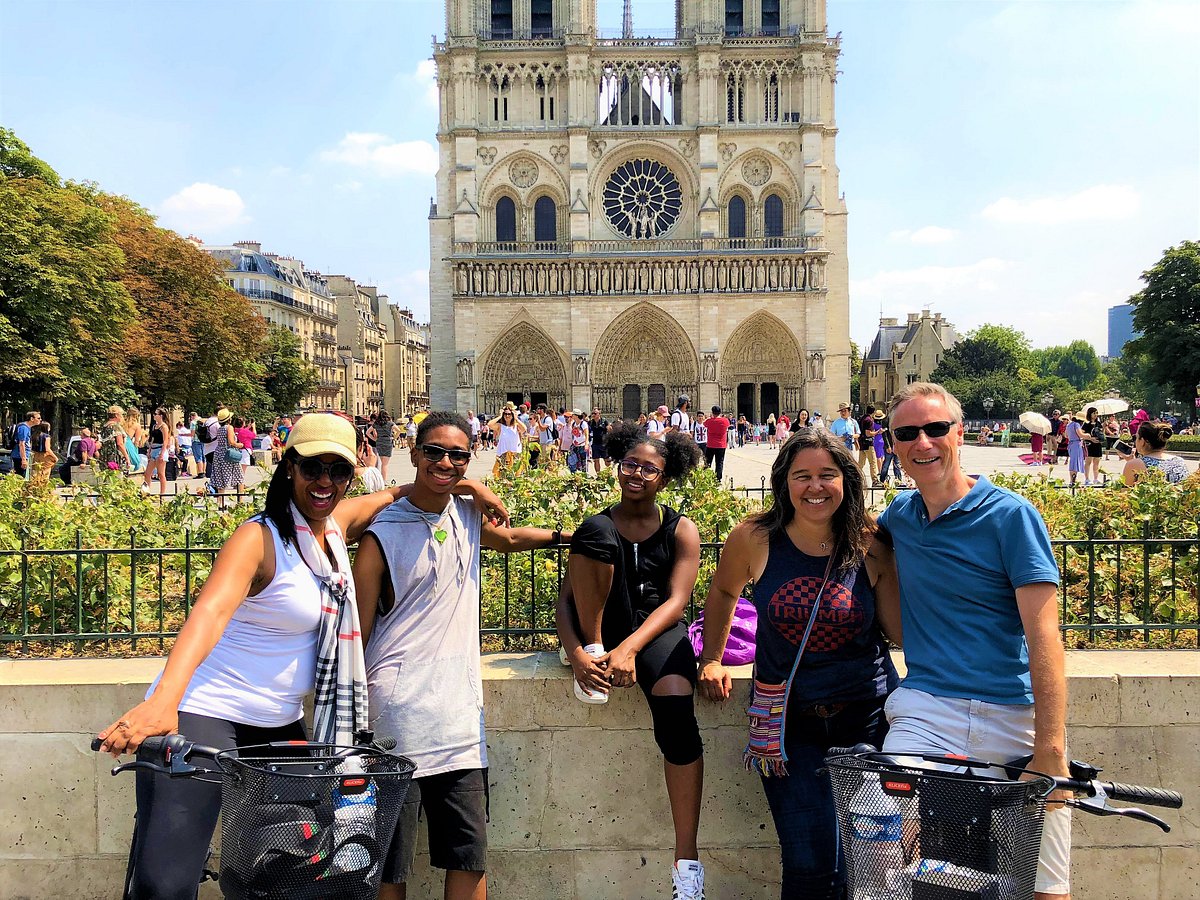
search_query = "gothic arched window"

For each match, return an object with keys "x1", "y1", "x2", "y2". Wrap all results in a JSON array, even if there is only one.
[
  {"x1": 764, "y1": 194, "x2": 784, "y2": 241},
  {"x1": 496, "y1": 196, "x2": 517, "y2": 243},
  {"x1": 728, "y1": 195, "x2": 747, "y2": 241},
  {"x1": 534, "y1": 196, "x2": 557, "y2": 243}
]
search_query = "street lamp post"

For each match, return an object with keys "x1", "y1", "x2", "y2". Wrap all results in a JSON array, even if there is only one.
[
  {"x1": 1042, "y1": 392, "x2": 1055, "y2": 413},
  {"x1": 982, "y1": 397, "x2": 994, "y2": 423}
]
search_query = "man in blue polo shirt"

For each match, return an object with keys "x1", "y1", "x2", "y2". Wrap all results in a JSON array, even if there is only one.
[{"x1": 877, "y1": 382, "x2": 1070, "y2": 900}]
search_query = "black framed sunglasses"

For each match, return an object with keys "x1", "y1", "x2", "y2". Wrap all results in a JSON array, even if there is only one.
[
  {"x1": 420, "y1": 444, "x2": 472, "y2": 466},
  {"x1": 295, "y1": 458, "x2": 355, "y2": 484},
  {"x1": 891, "y1": 421, "x2": 955, "y2": 442},
  {"x1": 618, "y1": 458, "x2": 664, "y2": 479}
]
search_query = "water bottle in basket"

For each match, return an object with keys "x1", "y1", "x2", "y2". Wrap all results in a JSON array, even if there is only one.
[
  {"x1": 849, "y1": 775, "x2": 906, "y2": 900},
  {"x1": 331, "y1": 759, "x2": 378, "y2": 876}
]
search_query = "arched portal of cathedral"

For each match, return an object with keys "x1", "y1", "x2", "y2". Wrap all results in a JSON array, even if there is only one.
[
  {"x1": 591, "y1": 302, "x2": 698, "y2": 419},
  {"x1": 477, "y1": 321, "x2": 568, "y2": 414},
  {"x1": 720, "y1": 312, "x2": 805, "y2": 423}
]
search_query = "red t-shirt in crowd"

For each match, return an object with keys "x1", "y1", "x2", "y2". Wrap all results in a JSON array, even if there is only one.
[{"x1": 705, "y1": 416, "x2": 730, "y2": 449}]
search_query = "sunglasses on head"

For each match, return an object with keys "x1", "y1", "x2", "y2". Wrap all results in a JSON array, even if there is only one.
[
  {"x1": 891, "y1": 421, "x2": 955, "y2": 442},
  {"x1": 420, "y1": 444, "x2": 471, "y2": 466},
  {"x1": 295, "y1": 458, "x2": 355, "y2": 483}
]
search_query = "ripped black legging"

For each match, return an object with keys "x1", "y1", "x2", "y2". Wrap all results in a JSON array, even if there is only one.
[
  {"x1": 126, "y1": 711, "x2": 305, "y2": 900},
  {"x1": 634, "y1": 621, "x2": 703, "y2": 766}
]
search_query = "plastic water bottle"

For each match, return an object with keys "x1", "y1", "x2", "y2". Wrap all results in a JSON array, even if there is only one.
[
  {"x1": 330, "y1": 758, "x2": 377, "y2": 875},
  {"x1": 849, "y1": 777, "x2": 904, "y2": 900}
]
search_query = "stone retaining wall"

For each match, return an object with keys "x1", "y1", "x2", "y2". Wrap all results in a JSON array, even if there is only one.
[{"x1": 1, "y1": 652, "x2": 1195, "y2": 899}]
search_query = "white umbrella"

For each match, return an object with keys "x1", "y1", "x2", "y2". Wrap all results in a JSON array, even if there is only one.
[
  {"x1": 1078, "y1": 397, "x2": 1129, "y2": 418},
  {"x1": 1018, "y1": 411, "x2": 1052, "y2": 435}
]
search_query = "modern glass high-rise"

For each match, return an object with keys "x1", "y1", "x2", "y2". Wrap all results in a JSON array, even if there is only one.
[{"x1": 1108, "y1": 304, "x2": 1140, "y2": 358}]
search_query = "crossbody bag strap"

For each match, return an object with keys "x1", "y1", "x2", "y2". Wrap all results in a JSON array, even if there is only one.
[{"x1": 781, "y1": 546, "x2": 838, "y2": 690}]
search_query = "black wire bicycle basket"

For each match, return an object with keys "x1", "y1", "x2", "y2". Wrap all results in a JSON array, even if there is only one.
[
  {"x1": 212, "y1": 742, "x2": 416, "y2": 900},
  {"x1": 826, "y1": 750, "x2": 1053, "y2": 900}
]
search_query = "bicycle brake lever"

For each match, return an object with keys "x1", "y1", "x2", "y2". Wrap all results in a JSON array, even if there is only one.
[
  {"x1": 1066, "y1": 798, "x2": 1171, "y2": 833},
  {"x1": 111, "y1": 759, "x2": 206, "y2": 778}
]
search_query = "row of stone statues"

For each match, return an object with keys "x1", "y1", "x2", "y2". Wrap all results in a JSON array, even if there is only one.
[{"x1": 452, "y1": 255, "x2": 826, "y2": 297}]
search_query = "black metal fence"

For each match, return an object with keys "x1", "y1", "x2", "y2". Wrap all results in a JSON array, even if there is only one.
[{"x1": 3, "y1": 527, "x2": 1197, "y2": 654}]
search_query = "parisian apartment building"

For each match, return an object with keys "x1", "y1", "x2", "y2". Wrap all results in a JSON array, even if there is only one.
[
  {"x1": 200, "y1": 240, "x2": 428, "y2": 417},
  {"x1": 859, "y1": 310, "x2": 958, "y2": 409}
]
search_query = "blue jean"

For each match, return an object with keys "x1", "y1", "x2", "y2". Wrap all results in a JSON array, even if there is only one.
[
  {"x1": 759, "y1": 695, "x2": 890, "y2": 900},
  {"x1": 879, "y1": 452, "x2": 902, "y2": 481}
]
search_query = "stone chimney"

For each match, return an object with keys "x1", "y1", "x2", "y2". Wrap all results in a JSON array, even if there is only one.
[
  {"x1": 233, "y1": 241, "x2": 262, "y2": 253},
  {"x1": 881, "y1": 317, "x2": 899, "y2": 327},
  {"x1": 907, "y1": 312, "x2": 919, "y2": 324}
]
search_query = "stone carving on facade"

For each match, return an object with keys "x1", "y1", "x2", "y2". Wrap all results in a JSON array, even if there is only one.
[
  {"x1": 722, "y1": 312, "x2": 803, "y2": 381},
  {"x1": 477, "y1": 146, "x2": 497, "y2": 165},
  {"x1": 701, "y1": 352, "x2": 718, "y2": 383},
  {"x1": 718, "y1": 142, "x2": 737, "y2": 162},
  {"x1": 588, "y1": 139, "x2": 607, "y2": 160},
  {"x1": 784, "y1": 387, "x2": 804, "y2": 411},
  {"x1": 451, "y1": 256, "x2": 823, "y2": 299},
  {"x1": 549, "y1": 144, "x2": 569, "y2": 164},
  {"x1": 808, "y1": 351, "x2": 826, "y2": 381},
  {"x1": 509, "y1": 158, "x2": 539, "y2": 188},
  {"x1": 591, "y1": 303, "x2": 698, "y2": 396},
  {"x1": 778, "y1": 141, "x2": 797, "y2": 160},
  {"x1": 742, "y1": 156, "x2": 772, "y2": 186},
  {"x1": 678, "y1": 137, "x2": 697, "y2": 159},
  {"x1": 456, "y1": 355, "x2": 474, "y2": 388},
  {"x1": 572, "y1": 354, "x2": 589, "y2": 385},
  {"x1": 479, "y1": 322, "x2": 567, "y2": 409}
]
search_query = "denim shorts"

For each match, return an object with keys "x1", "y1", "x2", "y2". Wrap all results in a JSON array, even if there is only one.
[
  {"x1": 149, "y1": 446, "x2": 163, "y2": 461},
  {"x1": 882, "y1": 686, "x2": 1071, "y2": 895}
]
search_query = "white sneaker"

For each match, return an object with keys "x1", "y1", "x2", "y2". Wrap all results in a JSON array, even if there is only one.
[
  {"x1": 558, "y1": 645, "x2": 571, "y2": 666},
  {"x1": 572, "y1": 643, "x2": 608, "y2": 705},
  {"x1": 672, "y1": 859, "x2": 705, "y2": 900}
]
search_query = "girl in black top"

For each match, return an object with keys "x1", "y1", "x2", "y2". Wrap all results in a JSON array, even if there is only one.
[
  {"x1": 556, "y1": 422, "x2": 707, "y2": 899},
  {"x1": 141, "y1": 407, "x2": 176, "y2": 496}
]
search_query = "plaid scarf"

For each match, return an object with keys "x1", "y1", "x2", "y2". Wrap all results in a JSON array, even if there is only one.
[{"x1": 290, "y1": 502, "x2": 368, "y2": 745}]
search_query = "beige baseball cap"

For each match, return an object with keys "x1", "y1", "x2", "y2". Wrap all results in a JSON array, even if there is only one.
[{"x1": 285, "y1": 413, "x2": 357, "y2": 465}]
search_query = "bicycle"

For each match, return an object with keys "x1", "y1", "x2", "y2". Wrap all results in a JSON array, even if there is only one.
[
  {"x1": 824, "y1": 744, "x2": 1183, "y2": 900},
  {"x1": 92, "y1": 732, "x2": 416, "y2": 900}
]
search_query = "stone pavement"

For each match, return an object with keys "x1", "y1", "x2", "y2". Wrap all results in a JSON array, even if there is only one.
[{"x1": 120, "y1": 438, "x2": 1197, "y2": 496}]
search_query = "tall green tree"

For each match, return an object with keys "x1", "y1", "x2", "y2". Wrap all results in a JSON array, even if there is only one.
[
  {"x1": 89, "y1": 190, "x2": 266, "y2": 413},
  {"x1": 849, "y1": 339, "x2": 861, "y2": 404},
  {"x1": 1127, "y1": 241, "x2": 1200, "y2": 421},
  {"x1": 1031, "y1": 340, "x2": 1103, "y2": 390},
  {"x1": 0, "y1": 130, "x2": 134, "y2": 411},
  {"x1": 261, "y1": 324, "x2": 318, "y2": 418},
  {"x1": 932, "y1": 323, "x2": 1031, "y2": 381}
]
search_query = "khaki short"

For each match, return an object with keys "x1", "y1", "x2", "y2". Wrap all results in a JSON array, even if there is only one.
[{"x1": 882, "y1": 686, "x2": 1071, "y2": 895}]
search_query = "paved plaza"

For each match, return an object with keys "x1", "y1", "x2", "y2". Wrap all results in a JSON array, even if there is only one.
[{"x1": 142, "y1": 437, "x2": 1196, "y2": 498}]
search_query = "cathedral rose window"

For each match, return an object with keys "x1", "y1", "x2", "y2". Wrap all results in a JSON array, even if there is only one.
[{"x1": 602, "y1": 158, "x2": 683, "y2": 238}]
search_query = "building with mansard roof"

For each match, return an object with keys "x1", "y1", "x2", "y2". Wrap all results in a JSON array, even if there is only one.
[
  {"x1": 859, "y1": 310, "x2": 958, "y2": 409},
  {"x1": 429, "y1": 0, "x2": 849, "y2": 421}
]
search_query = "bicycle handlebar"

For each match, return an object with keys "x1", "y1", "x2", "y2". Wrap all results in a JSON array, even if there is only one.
[{"x1": 1098, "y1": 781, "x2": 1184, "y2": 809}]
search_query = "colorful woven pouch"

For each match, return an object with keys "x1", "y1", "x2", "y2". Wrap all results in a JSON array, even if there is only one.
[{"x1": 743, "y1": 678, "x2": 789, "y2": 776}]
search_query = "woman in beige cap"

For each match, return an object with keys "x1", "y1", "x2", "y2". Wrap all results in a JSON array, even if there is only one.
[{"x1": 96, "y1": 411, "x2": 508, "y2": 899}]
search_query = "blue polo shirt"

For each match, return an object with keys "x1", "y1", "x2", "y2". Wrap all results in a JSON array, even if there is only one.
[{"x1": 878, "y1": 475, "x2": 1058, "y2": 705}]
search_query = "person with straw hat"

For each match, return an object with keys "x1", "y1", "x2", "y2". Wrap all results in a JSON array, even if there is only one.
[{"x1": 96, "y1": 412, "x2": 508, "y2": 899}]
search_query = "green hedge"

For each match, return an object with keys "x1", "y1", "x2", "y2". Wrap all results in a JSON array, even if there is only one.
[{"x1": 1167, "y1": 434, "x2": 1200, "y2": 453}]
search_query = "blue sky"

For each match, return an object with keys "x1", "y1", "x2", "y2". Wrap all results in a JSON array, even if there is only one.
[{"x1": 3, "y1": 0, "x2": 1197, "y2": 354}]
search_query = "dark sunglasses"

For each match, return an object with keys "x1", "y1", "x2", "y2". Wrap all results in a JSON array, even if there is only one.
[
  {"x1": 420, "y1": 444, "x2": 471, "y2": 466},
  {"x1": 891, "y1": 421, "x2": 955, "y2": 442},
  {"x1": 618, "y1": 458, "x2": 663, "y2": 479},
  {"x1": 295, "y1": 458, "x2": 354, "y2": 483}
]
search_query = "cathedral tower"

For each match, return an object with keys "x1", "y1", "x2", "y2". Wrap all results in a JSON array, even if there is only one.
[{"x1": 429, "y1": 0, "x2": 849, "y2": 421}]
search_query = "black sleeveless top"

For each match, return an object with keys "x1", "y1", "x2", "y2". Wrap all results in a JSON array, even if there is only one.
[
  {"x1": 570, "y1": 504, "x2": 683, "y2": 649},
  {"x1": 753, "y1": 530, "x2": 897, "y2": 706}
]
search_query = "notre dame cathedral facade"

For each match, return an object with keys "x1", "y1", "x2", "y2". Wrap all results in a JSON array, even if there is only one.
[{"x1": 429, "y1": 0, "x2": 849, "y2": 422}]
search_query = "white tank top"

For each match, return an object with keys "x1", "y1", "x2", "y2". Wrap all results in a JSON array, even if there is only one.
[
  {"x1": 148, "y1": 517, "x2": 324, "y2": 726},
  {"x1": 496, "y1": 422, "x2": 522, "y2": 455}
]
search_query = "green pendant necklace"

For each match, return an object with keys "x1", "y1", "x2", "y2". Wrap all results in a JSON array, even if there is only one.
[{"x1": 434, "y1": 528, "x2": 448, "y2": 544}]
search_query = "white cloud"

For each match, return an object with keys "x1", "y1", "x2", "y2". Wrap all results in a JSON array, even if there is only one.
[
  {"x1": 981, "y1": 185, "x2": 1141, "y2": 225},
  {"x1": 158, "y1": 183, "x2": 248, "y2": 232},
  {"x1": 853, "y1": 258, "x2": 1012, "y2": 297},
  {"x1": 319, "y1": 132, "x2": 438, "y2": 178},
  {"x1": 888, "y1": 225, "x2": 957, "y2": 245}
]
